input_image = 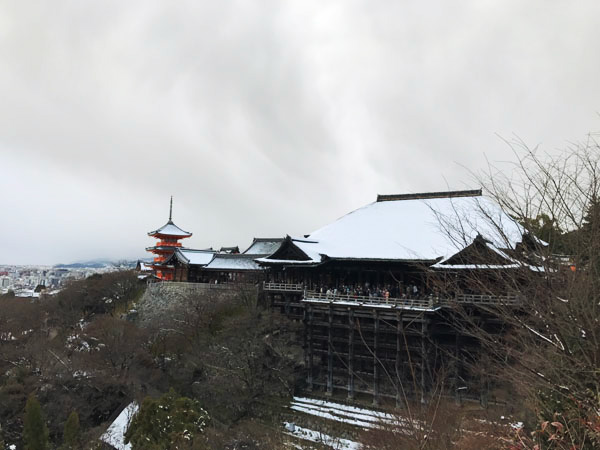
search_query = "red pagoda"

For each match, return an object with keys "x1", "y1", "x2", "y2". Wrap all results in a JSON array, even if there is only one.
[{"x1": 147, "y1": 197, "x2": 192, "y2": 280}]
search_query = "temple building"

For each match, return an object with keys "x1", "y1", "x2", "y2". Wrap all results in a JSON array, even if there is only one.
[
  {"x1": 164, "y1": 240, "x2": 279, "y2": 283},
  {"x1": 256, "y1": 189, "x2": 546, "y2": 404},
  {"x1": 147, "y1": 197, "x2": 193, "y2": 280},
  {"x1": 143, "y1": 190, "x2": 550, "y2": 404}
]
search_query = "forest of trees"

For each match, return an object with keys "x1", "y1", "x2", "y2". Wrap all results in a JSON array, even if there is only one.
[{"x1": 0, "y1": 271, "x2": 303, "y2": 449}]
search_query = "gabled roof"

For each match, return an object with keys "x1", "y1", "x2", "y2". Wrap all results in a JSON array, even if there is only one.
[
  {"x1": 260, "y1": 190, "x2": 528, "y2": 265},
  {"x1": 204, "y1": 254, "x2": 263, "y2": 271},
  {"x1": 148, "y1": 220, "x2": 192, "y2": 238},
  {"x1": 243, "y1": 238, "x2": 285, "y2": 256},
  {"x1": 219, "y1": 246, "x2": 240, "y2": 254},
  {"x1": 166, "y1": 248, "x2": 215, "y2": 266},
  {"x1": 256, "y1": 236, "x2": 322, "y2": 265},
  {"x1": 136, "y1": 261, "x2": 153, "y2": 272},
  {"x1": 432, "y1": 236, "x2": 545, "y2": 271}
]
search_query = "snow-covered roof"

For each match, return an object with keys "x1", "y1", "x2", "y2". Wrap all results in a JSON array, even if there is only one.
[
  {"x1": 219, "y1": 246, "x2": 240, "y2": 254},
  {"x1": 138, "y1": 262, "x2": 153, "y2": 272},
  {"x1": 262, "y1": 190, "x2": 527, "y2": 264},
  {"x1": 173, "y1": 249, "x2": 215, "y2": 265},
  {"x1": 255, "y1": 237, "x2": 324, "y2": 265},
  {"x1": 433, "y1": 242, "x2": 546, "y2": 272},
  {"x1": 204, "y1": 254, "x2": 263, "y2": 271},
  {"x1": 148, "y1": 220, "x2": 192, "y2": 238},
  {"x1": 243, "y1": 238, "x2": 284, "y2": 255}
]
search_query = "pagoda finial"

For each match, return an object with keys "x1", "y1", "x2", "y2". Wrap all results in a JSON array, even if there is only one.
[{"x1": 169, "y1": 196, "x2": 173, "y2": 221}]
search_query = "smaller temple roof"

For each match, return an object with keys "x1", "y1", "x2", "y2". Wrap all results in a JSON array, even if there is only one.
[
  {"x1": 171, "y1": 248, "x2": 215, "y2": 265},
  {"x1": 243, "y1": 238, "x2": 284, "y2": 256},
  {"x1": 219, "y1": 246, "x2": 240, "y2": 254},
  {"x1": 255, "y1": 236, "x2": 323, "y2": 266},
  {"x1": 432, "y1": 236, "x2": 545, "y2": 271},
  {"x1": 136, "y1": 261, "x2": 153, "y2": 272},
  {"x1": 204, "y1": 254, "x2": 263, "y2": 271}
]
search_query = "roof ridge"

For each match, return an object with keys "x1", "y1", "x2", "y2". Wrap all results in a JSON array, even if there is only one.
[{"x1": 376, "y1": 189, "x2": 482, "y2": 202}]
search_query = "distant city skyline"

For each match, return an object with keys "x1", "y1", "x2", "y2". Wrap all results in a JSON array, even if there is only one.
[{"x1": 2, "y1": 1, "x2": 600, "y2": 265}]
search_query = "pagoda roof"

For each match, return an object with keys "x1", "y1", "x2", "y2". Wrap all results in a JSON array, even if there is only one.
[
  {"x1": 146, "y1": 245, "x2": 183, "y2": 252},
  {"x1": 148, "y1": 220, "x2": 192, "y2": 238}
]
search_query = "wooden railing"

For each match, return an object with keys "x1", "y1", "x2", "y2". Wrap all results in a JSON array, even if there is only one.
[
  {"x1": 302, "y1": 291, "x2": 435, "y2": 309},
  {"x1": 302, "y1": 291, "x2": 522, "y2": 308},
  {"x1": 455, "y1": 293, "x2": 520, "y2": 305},
  {"x1": 263, "y1": 282, "x2": 304, "y2": 292},
  {"x1": 157, "y1": 241, "x2": 182, "y2": 247}
]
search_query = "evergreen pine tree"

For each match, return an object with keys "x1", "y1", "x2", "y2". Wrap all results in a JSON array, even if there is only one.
[
  {"x1": 125, "y1": 389, "x2": 209, "y2": 449},
  {"x1": 579, "y1": 196, "x2": 600, "y2": 268},
  {"x1": 61, "y1": 411, "x2": 80, "y2": 450},
  {"x1": 23, "y1": 394, "x2": 49, "y2": 450},
  {"x1": 582, "y1": 196, "x2": 600, "y2": 236}
]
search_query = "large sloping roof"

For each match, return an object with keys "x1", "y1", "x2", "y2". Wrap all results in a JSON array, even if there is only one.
[
  {"x1": 148, "y1": 220, "x2": 192, "y2": 238},
  {"x1": 260, "y1": 190, "x2": 527, "y2": 264}
]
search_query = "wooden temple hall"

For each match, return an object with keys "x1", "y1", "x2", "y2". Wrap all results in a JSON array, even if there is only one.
[{"x1": 145, "y1": 191, "x2": 545, "y2": 405}]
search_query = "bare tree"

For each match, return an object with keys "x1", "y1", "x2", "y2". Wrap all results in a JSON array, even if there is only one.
[{"x1": 434, "y1": 136, "x2": 600, "y2": 449}]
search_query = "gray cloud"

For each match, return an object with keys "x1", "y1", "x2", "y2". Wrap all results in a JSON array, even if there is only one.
[{"x1": 1, "y1": 0, "x2": 600, "y2": 264}]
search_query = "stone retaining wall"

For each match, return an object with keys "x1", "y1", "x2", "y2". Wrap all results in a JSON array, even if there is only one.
[{"x1": 134, "y1": 282, "x2": 259, "y2": 327}]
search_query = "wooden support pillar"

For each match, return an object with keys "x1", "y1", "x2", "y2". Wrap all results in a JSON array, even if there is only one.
[
  {"x1": 373, "y1": 309, "x2": 380, "y2": 406},
  {"x1": 327, "y1": 305, "x2": 333, "y2": 396},
  {"x1": 348, "y1": 308, "x2": 355, "y2": 400},
  {"x1": 284, "y1": 294, "x2": 291, "y2": 316},
  {"x1": 395, "y1": 311, "x2": 403, "y2": 408},
  {"x1": 480, "y1": 374, "x2": 489, "y2": 408},
  {"x1": 307, "y1": 305, "x2": 313, "y2": 391},
  {"x1": 454, "y1": 332, "x2": 461, "y2": 404},
  {"x1": 303, "y1": 306, "x2": 308, "y2": 382},
  {"x1": 420, "y1": 319, "x2": 428, "y2": 404}
]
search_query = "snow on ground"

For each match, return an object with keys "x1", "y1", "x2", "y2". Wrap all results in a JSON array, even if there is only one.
[
  {"x1": 284, "y1": 422, "x2": 361, "y2": 450},
  {"x1": 100, "y1": 402, "x2": 138, "y2": 450},
  {"x1": 291, "y1": 397, "x2": 402, "y2": 429}
]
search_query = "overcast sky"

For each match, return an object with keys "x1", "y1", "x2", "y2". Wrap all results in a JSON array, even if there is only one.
[{"x1": 1, "y1": 1, "x2": 600, "y2": 265}]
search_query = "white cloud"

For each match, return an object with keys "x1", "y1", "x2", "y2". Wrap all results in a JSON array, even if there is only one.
[{"x1": 1, "y1": 0, "x2": 600, "y2": 264}]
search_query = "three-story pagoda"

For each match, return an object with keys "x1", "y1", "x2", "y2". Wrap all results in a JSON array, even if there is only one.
[{"x1": 147, "y1": 197, "x2": 192, "y2": 280}]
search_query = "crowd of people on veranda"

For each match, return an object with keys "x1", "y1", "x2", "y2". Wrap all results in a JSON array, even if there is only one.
[{"x1": 311, "y1": 282, "x2": 438, "y2": 300}]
